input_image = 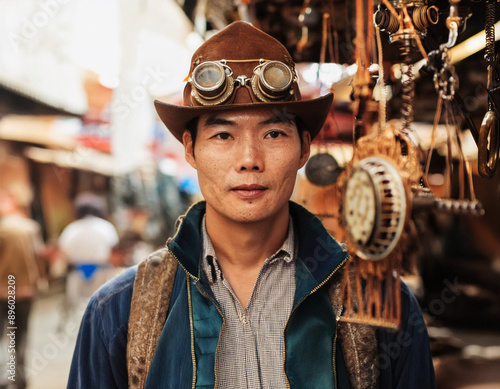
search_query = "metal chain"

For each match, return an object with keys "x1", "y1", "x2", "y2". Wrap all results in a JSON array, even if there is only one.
[
  {"x1": 429, "y1": 46, "x2": 459, "y2": 101},
  {"x1": 485, "y1": 0, "x2": 496, "y2": 66},
  {"x1": 400, "y1": 63, "x2": 415, "y2": 135},
  {"x1": 484, "y1": 0, "x2": 497, "y2": 110}
]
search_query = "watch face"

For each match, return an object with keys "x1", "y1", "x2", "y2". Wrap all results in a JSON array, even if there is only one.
[{"x1": 343, "y1": 168, "x2": 378, "y2": 246}]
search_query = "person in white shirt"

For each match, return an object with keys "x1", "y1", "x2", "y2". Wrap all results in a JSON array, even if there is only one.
[{"x1": 59, "y1": 193, "x2": 119, "y2": 314}]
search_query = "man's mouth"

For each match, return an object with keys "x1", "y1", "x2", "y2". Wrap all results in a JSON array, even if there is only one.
[{"x1": 231, "y1": 184, "x2": 268, "y2": 199}]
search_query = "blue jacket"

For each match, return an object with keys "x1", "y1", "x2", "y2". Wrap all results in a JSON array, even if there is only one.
[{"x1": 68, "y1": 202, "x2": 436, "y2": 388}]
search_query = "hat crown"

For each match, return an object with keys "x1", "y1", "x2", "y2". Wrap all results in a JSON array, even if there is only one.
[
  {"x1": 190, "y1": 22, "x2": 294, "y2": 70},
  {"x1": 183, "y1": 22, "x2": 300, "y2": 107}
]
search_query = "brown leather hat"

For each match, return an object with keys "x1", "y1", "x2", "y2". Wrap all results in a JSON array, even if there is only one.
[{"x1": 154, "y1": 21, "x2": 333, "y2": 142}]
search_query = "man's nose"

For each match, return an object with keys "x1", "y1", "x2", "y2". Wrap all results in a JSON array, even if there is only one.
[{"x1": 237, "y1": 138, "x2": 264, "y2": 172}]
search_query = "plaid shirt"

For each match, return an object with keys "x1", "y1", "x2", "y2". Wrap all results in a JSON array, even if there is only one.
[{"x1": 201, "y1": 217, "x2": 296, "y2": 389}]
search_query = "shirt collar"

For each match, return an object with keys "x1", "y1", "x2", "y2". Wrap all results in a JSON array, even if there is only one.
[{"x1": 201, "y1": 215, "x2": 295, "y2": 283}]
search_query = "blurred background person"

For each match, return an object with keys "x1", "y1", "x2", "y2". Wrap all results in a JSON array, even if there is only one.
[
  {"x1": 0, "y1": 184, "x2": 47, "y2": 389},
  {"x1": 58, "y1": 193, "x2": 119, "y2": 318}
]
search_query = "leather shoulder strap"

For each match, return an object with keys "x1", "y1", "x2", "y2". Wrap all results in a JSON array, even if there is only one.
[
  {"x1": 127, "y1": 248, "x2": 178, "y2": 389},
  {"x1": 329, "y1": 268, "x2": 379, "y2": 389}
]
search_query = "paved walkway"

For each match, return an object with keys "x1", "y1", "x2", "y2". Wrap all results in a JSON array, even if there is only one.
[{"x1": 24, "y1": 287, "x2": 82, "y2": 389}]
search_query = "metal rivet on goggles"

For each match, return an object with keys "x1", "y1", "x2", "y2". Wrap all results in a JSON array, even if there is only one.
[{"x1": 188, "y1": 59, "x2": 297, "y2": 106}]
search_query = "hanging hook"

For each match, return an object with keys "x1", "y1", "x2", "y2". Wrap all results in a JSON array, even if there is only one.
[
  {"x1": 478, "y1": 0, "x2": 499, "y2": 178},
  {"x1": 478, "y1": 109, "x2": 499, "y2": 178},
  {"x1": 445, "y1": 0, "x2": 461, "y2": 48}
]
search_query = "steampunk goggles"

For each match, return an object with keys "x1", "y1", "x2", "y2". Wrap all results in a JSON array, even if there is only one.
[{"x1": 188, "y1": 59, "x2": 298, "y2": 106}]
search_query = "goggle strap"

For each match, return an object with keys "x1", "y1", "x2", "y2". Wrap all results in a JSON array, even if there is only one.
[
  {"x1": 184, "y1": 60, "x2": 259, "y2": 81},
  {"x1": 224, "y1": 59, "x2": 267, "y2": 63}
]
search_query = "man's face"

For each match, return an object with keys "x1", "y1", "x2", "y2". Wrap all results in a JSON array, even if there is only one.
[{"x1": 183, "y1": 107, "x2": 311, "y2": 224}]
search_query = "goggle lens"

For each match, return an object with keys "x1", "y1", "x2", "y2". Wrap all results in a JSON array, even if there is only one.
[
  {"x1": 192, "y1": 62, "x2": 229, "y2": 99},
  {"x1": 256, "y1": 61, "x2": 293, "y2": 99},
  {"x1": 189, "y1": 60, "x2": 296, "y2": 106}
]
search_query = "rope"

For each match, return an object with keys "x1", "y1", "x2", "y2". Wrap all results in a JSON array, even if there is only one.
[{"x1": 376, "y1": 26, "x2": 387, "y2": 133}]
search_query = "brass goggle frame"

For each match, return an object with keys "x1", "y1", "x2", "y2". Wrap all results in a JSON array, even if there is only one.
[{"x1": 188, "y1": 59, "x2": 297, "y2": 106}]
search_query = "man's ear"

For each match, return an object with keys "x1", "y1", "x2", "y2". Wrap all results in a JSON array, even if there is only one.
[
  {"x1": 182, "y1": 131, "x2": 197, "y2": 169},
  {"x1": 298, "y1": 130, "x2": 311, "y2": 169}
]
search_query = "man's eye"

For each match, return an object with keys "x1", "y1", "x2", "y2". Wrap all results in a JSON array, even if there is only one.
[
  {"x1": 215, "y1": 132, "x2": 231, "y2": 140},
  {"x1": 266, "y1": 131, "x2": 284, "y2": 139}
]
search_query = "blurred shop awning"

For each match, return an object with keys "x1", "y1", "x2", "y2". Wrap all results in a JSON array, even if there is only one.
[
  {"x1": 24, "y1": 146, "x2": 116, "y2": 176},
  {"x1": 0, "y1": 115, "x2": 79, "y2": 149},
  {"x1": 0, "y1": 114, "x2": 116, "y2": 175},
  {"x1": 0, "y1": 3, "x2": 88, "y2": 116}
]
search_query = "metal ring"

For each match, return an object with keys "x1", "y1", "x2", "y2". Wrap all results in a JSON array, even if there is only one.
[{"x1": 478, "y1": 109, "x2": 499, "y2": 177}]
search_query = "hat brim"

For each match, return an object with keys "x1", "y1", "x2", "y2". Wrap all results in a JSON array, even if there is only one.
[{"x1": 154, "y1": 93, "x2": 333, "y2": 143}]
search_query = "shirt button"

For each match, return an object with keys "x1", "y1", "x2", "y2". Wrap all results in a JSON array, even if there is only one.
[{"x1": 239, "y1": 312, "x2": 248, "y2": 324}]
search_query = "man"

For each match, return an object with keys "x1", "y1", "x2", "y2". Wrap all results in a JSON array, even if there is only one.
[
  {"x1": 58, "y1": 193, "x2": 119, "y2": 315},
  {"x1": 0, "y1": 185, "x2": 46, "y2": 389},
  {"x1": 68, "y1": 22, "x2": 435, "y2": 388}
]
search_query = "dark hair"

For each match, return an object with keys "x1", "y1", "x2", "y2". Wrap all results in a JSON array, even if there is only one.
[
  {"x1": 76, "y1": 203, "x2": 105, "y2": 219},
  {"x1": 185, "y1": 117, "x2": 199, "y2": 156},
  {"x1": 185, "y1": 114, "x2": 307, "y2": 158},
  {"x1": 295, "y1": 116, "x2": 306, "y2": 145}
]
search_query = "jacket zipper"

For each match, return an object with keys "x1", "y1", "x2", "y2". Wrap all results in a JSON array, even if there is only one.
[
  {"x1": 186, "y1": 273, "x2": 197, "y2": 389},
  {"x1": 167, "y1": 246, "x2": 225, "y2": 389},
  {"x1": 333, "y1": 305, "x2": 343, "y2": 389},
  {"x1": 282, "y1": 255, "x2": 349, "y2": 389},
  {"x1": 166, "y1": 233, "x2": 199, "y2": 389}
]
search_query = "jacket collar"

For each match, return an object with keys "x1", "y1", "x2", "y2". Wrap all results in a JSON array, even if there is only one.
[
  {"x1": 167, "y1": 201, "x2": 348, "y2": 293},
  {"x1": 167, "y1": 201, "x2": 206, "y2": 278}
]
